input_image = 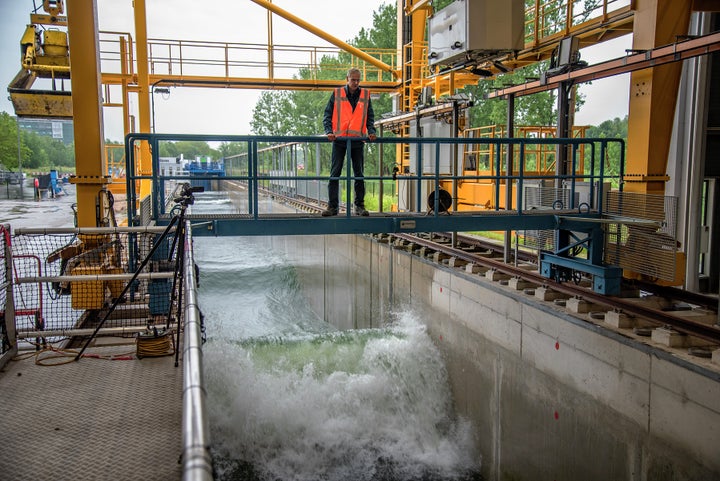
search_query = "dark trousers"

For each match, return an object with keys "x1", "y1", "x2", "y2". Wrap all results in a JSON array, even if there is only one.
[{"x1": 328, "y1": 140, "x2": 365, "y2": 209}]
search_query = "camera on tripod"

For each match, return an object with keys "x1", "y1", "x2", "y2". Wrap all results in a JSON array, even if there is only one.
[{"x1": 173, "y1": 182, "x2": 205, "y2": 206}]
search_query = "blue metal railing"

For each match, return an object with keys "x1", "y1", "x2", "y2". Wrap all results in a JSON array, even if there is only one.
[{"x1": 124, "y1": 133, "x2": 625, "y2": 236}]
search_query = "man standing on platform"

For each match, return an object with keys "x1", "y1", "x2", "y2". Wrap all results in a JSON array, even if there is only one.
[{"x1": 322, "y1": 68, "x2": 376, "y2": 216}]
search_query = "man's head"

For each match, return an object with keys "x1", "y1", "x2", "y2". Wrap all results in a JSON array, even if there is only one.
[{"x1": 346, "y1": 68, "x2": 361, "y2": 93}]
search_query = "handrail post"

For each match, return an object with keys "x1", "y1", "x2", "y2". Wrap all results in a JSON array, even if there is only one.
[
  {"x1": 504, "y1": 93, "x2": 515, "y2": 262},
  {"x1": 416, "y1": 139, "x2": 423, "y2": 213},
  {"x1": 251, "y1": 140, "x2": 258, "y2": 219},
  {"x1": 0, "y1": 225, "x2": 18, "y2": 370},
  {"x1": 344, "y1": 137, "x2": 352, "y2": 216},
  {"x1": 378, "y1": 125, "x2": 385, "y2": 213},
  {"x1": 434, "y1": 141, "x2": 441, "y2": 216}
]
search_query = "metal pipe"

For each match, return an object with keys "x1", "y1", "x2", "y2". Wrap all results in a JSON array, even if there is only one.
[
  {"x1": 249, "y1": 0, "x2": 398, "y2": 78},
  {"x1": 15, "y1": 226, "x2": 173, "y2": 235},
  {"x1": 16, "y1": 272, "x2": 174, "y2": 284},
  {"x1": 181, "y1": 223, "x2": 213, "y2": 481},
  {"x1": 18, "y1": 326, "x2": 151, "y2": 338}
]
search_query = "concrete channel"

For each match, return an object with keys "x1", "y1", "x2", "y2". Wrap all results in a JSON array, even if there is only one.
[{"x1": 271, "y1": 233, "x2": 720, "y2": 481}]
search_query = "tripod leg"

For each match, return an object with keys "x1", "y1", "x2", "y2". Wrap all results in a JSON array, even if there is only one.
[
  {"x1": 171, "y1": 221, "x2": 187, "y2": 367},
  {"x1": 74, "y1": 215, "x2": 180, "y2": 361}
]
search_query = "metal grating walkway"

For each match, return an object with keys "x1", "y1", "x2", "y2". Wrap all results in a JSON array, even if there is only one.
[
  {"x1": 0, "y1": 341, "x2": 182, "y2": 481},
  {"x1": 174, "y1": 208, "x2": 590, "y2": 237}
]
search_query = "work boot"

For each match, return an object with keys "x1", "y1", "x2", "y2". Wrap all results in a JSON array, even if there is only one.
[
  {"x1": 354, "y1": 205, "x2": 369, "y2": 216},
  {"x1": 321, "y1": 207, "x2": 338, "y2": 217}
]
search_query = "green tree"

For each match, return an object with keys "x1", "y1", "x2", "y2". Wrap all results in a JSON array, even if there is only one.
[
  {"x1": 0, "y1": 112, "x2": 32, "y2": 170},
  {"x1": 158, "y1": 140, "x2": 218, "y2": 159},
  {"x1": 586, "y1": 115, "x2": 628, "y2": 182},
  {"x1": 217, "y1": 141, "x2": 247, "y2": 158},
  {"x1": 23, "y1": 132, "x2": 50, "y2": 169},
  {"x1": 45, "y1": 136, "x2": 73, "y2": 167},
  {"x1": 463, "y1": 60, "x2": 588, "y2": 130},
  {"x1": 251, "y1": 90, "x2": 298, "y2": 135},
  {"x1": 249, "y1": 2, "x2": 398, "y2": 180}
]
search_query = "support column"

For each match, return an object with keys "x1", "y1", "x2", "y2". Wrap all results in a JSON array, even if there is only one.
[
  {"x1": 133, "y1": 0, "x2": 153, "y2": 201},
  {"x1": 504, "y1": 93, "x2": 515, "y2": 263},
  {"x1": 555, "y1": 83, "x2": 572, "y2": 258},
  {"x1": 625, "y1": 0, "x2": 692, "y2": 194},
  {"x1": 66, "y1": 0, "x2": 108, "y2": 227},
  {"x1": 556, "y1": 81, "x2": 572, "y2": 182}
]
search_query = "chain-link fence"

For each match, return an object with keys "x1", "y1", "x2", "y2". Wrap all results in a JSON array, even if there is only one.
[{"x1": 2, "y1": 225, "x2": 181, "y2": 352}]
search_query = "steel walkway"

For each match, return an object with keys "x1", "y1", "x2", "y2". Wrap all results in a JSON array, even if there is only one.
[
  {"x1": 175, "y1": 209, "x2": 592, "y2": 237},
  {"x1": 0, "y1": 341, "x2": 182, "y2": 481},
  {"x1": 125, "y1": 133, "x2": 623, "y2": 238}
]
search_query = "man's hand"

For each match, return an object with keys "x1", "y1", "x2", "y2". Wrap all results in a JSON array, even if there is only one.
[
  {"x1": 327, "y1": 133, "x2": 336, "y2": 142},
  {"x1": 368, "y1": 134, "x2": 377, "y2": 141}
]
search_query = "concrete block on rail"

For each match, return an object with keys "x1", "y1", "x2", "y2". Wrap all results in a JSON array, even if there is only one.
[
  {"x1": 508, "y1": 276, "x2": 534, "y2": 291},
  {"x1": 651, "y1": 327, "x2": 687, "y2": 347},
  {"x1": 465, "y1": 263, "x2": 488, "y2": 275},
  {"x1": 534, "y1": 286, "x2": 568, "y2": 302},
  {"x1": 604, "y1": 310, "x2": 636, "y2": 329},
  {"x1": 566, "y1": 296, "x2": 597, "y2": 313},
  {"x1": 485, "y1": 268, "x2": 510, "y2": 282},
  {"x1": 448, "y1": 257, "x2": 468, "y2": 268}
]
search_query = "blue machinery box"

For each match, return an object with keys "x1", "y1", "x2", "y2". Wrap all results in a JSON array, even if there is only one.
[{"x1": 149, "y1": 279, "x2": 171, "y2": 315}]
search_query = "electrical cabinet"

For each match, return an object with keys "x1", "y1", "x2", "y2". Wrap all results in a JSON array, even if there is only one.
[{"x1": 428, "y1": 0, "x2": 525, "y2": 68}]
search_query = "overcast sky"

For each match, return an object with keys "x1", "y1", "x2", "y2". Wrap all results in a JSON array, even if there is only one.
[{"x1": 1, "y1": 0, "x2": 629, "y2": 142}]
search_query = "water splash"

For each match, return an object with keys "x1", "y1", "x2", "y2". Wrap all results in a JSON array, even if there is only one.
[
  {"x1": 205, "y1": 313, "x2": 480, "y2": 481},
  {"x1": 196, "y1": 236, "x2": 328, "y2": 339},
  {"x1": 193, "y1": 202, "x2": 480, "y2": 480}
]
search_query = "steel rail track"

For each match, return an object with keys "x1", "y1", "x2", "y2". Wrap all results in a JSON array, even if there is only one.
[
  {"x1": 392, "y1": 233, "x2": 720, "y2": 345},
  {"x1": 426, "y1": 231, "x2": 720, "y2": 312},
  {"x1": 250, "y1": 190, "x2": 720, "y2": 344}
]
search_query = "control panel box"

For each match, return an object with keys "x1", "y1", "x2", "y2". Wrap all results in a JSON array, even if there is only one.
[{"x1": 428, "y1": 0, "x2": 525, "y2": 67}]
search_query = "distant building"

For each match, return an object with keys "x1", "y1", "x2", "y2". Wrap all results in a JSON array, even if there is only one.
[
  {"x1": 159, "y1": 155, "x2": 189, "y2": 177},
  {"x1": 18, "y1": 118, "x2": 74, "y2": 145}
]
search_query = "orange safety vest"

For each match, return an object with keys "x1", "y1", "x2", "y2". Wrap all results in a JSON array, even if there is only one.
[{"x1": 331, "y1": 87, "x2": 370, "y2": 137}]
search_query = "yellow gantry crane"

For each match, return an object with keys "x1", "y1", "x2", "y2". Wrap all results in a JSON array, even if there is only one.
[
  {"x1": 8, "y1": 0, "x2": 71, "y2": 118},
  {"x1": 8, "y1": 0, "x2": 720, "y2": 221}
]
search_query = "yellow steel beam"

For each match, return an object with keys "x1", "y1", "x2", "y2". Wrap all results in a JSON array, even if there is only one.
[
  {"x1": 65, "y1": 0, "x2": 108, "y2": 227},
  {"x1": 119, "y1": 37, "x2": 131, "y2": 135},
  {"x1": 266, "y1": 5, "x2": 274, "y2": 81},
  {"x1": 249, "y1": 0, "x2": 400, "y2": 79},
  {"x1": 22, "y1": 64, "x2": 70, "y2": 77},
  {"x1": 100, "y1": 73, "x2": 399, "y2": 92},
  {"x1": 94, "y1": 1, "x2": 633, "y2": 116},
  {"x1": 132, "y1": 0, "x2": 153, "y2": 201},
  {"x1": 625, "y1": 0, "x2": 693, "y2": 195},
  {"x1": 485, "y1": 31, "x2": 720, "y2": 98}
]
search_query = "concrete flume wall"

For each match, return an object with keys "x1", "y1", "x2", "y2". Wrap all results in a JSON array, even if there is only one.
[{"x1": 272, "y1": 233, "x2": 720, "y2": 481}]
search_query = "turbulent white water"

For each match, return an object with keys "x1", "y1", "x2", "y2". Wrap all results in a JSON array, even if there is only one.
[{"x1": 193, "y1": 193, "x2": 480, "y2": 481}]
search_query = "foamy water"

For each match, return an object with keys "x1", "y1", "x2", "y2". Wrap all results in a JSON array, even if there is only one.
[
  {"x1": 204, "y1": 316, "x2": 478, "y2": 481},
  {"x1": 193, "y1": 207, "x2": 480, "y2": 481}
]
